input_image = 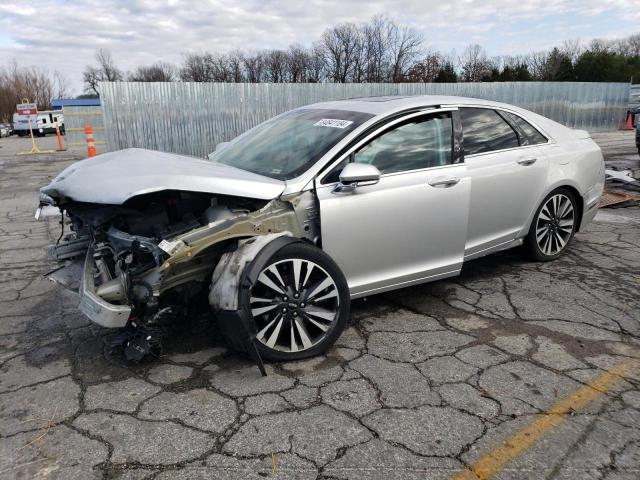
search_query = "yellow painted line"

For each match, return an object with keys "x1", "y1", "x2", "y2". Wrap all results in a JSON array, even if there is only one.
[{"x1": 452, "y1": 360, "x2": 634, "y2": 480}]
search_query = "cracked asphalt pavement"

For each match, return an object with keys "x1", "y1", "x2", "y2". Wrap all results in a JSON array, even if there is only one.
[{"x1": 1, "y1": 134, "x2": 639, "y2": 479}]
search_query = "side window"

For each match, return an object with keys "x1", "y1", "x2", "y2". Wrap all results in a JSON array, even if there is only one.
[
  {"x1": 500, "y1": 111, "x2": 548, "y2": 146},
  {"x1": 460, "y1": 108, "x2": 519, "y2": 155},
  {"x1": 353, "y1": 113, "x2": 453, "y2": 175}
]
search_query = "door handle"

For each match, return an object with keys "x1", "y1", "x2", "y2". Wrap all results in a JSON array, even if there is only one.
[
  {"x1": 428, "y1": 176, "x2": 460, "y2": 188},
  {"x1": 517, "y1": 157, "x2": 537, "y2": 166}
]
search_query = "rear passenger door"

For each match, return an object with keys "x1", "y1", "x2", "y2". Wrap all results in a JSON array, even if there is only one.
[{"x1": 461, "y1": 107, "x2": 549, "y2": 259}]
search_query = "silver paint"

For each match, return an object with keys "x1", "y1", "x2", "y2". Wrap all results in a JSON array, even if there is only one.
[
  {"x1": 41, "y1": 147, "x2": 285, "y2": 204},
  {"x1": 49, "y1": 95, "x2": 606, "y2": 325}
]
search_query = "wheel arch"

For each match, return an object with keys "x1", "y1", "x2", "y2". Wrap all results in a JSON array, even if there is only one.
[
  {"x1": 209, "y1": 233, "x2": 302, "y2": 312},
  {"x1": 560, "y1": 184, "x2": 584, "y2": 231},
  {"x1": 521, "y1": 181, "x2": 585, "y2": 237}
]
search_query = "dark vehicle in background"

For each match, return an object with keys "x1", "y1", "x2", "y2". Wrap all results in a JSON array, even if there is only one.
[{"x1": 0, "y1": 123, "x2": 13, "y2": 137}]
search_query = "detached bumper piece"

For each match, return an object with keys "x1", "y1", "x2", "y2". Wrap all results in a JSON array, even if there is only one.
[{"x1": 79, "y1": 247, "x2": 132, "y2": 328}]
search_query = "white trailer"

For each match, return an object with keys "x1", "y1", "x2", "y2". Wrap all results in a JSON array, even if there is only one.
[{"x1": 13, "y1": 110, "x2": 64, "y2": 137}]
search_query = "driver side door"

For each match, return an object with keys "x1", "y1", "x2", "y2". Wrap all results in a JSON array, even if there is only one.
[{"x1": 315, "y1": 110, "x2": 471, "y2": 297}]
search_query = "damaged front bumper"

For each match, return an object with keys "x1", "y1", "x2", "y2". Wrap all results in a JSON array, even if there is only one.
[{"x1": 78, "y1": 247, "x2": 132, "y2": 328}]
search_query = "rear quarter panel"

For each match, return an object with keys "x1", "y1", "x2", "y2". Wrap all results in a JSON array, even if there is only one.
[{"x1": 517, "y1": 132, "x2": 604, "y2": 237}]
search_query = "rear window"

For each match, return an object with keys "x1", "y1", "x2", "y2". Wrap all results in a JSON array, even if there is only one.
[
  {"x1": 460, "y1": 108, "x2": 519, "y2": 155},
  {"x1": 500, "y1": 111, "x2": 547, "y2": 145}
]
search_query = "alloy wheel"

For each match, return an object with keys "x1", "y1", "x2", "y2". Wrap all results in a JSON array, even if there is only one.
[
  {"x1": 249, "y1": 258, "x2": 340, "y2": 353},
  {"x1": 535, "y1": 193, "x2": 575, "y2": 256}
]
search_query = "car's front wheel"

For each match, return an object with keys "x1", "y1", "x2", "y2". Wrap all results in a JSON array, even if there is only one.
[
  {"x1": 238, "y1": 242, "x2": 350, "y2": 362},
  {"x1": 524, "y1": 188, "x2": 578, "y2": 261}
]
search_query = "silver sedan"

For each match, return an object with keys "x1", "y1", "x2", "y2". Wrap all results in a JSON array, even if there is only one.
[{"x1": 40, "y1": 95, "x2": 604, "y2": 364}]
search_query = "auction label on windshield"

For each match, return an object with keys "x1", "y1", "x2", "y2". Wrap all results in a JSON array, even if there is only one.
[{"x1": 314, "y1": 119, "x2": 353, "y2": 129}]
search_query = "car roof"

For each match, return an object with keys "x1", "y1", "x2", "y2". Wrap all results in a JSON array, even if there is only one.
[
  {"x1": 302, "y1": 94, "x2": 570, "y2": 142},
  {"x1": 304, "y1": 95, "x2": 526, "y2": 116}
]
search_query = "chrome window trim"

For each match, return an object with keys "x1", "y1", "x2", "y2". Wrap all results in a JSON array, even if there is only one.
[
  {"x1": 377, "y1": 162, "x2": 463, "y2": 179},
  {"x1": 463, "y1": 142, "x2": 544, "y2": 160},
  {"x1": 317, "y1": 107, "x2": 459, "y2": 185}
]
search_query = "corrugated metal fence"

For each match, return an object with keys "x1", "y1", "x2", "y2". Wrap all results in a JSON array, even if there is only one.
[
  {"x1": 62, "y1": 105, "x2": 107, "y2": 154},
  {"x1": 100, "y1": 82, "x2": 630, "y2": 158}
]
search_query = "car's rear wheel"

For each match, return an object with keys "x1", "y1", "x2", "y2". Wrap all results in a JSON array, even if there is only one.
[
  {"x1": 524, "y1": 188, "x2": 578, "y2": 261},
  {"x1": 237, "y1": 242, "x2": 350, "y2": 362}
]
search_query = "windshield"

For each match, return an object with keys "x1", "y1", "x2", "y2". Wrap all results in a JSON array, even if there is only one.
[{"x1": 212, "y1": 108, "x2": 373, "y2": 180}]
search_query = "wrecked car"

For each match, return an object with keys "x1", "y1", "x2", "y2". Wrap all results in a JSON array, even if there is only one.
[{"x1": 38, "y1": 96, "x2": 605, "y2": 367}]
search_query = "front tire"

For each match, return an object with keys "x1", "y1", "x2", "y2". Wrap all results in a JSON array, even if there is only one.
[
  {"x1": 524, "y1": 188, "x2": 578, "y2": 261},
  {"x1": 234, "y1": 242, "x2": 350, "y2": 362}
]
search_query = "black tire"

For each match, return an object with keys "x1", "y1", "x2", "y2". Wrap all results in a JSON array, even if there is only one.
[
  {"x1": 224, "y1": 242, "x2": 350, "y2": 362},
  {"x1": 524, "y1": 187, "x2": 578, "y2": 261}
]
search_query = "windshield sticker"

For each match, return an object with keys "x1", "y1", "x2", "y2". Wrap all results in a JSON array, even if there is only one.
[{"x1": 314, "y1": 119, "x2": 354, "y2": 129}]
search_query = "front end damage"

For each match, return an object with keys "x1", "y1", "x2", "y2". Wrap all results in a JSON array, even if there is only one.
[{"x1": 42, "y1": 188, "x2": 319, "y2": 364}]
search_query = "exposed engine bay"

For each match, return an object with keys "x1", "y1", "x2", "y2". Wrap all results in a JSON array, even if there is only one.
[{"x1": 42, "y1": 188, "x2": 319, "y2": 364}]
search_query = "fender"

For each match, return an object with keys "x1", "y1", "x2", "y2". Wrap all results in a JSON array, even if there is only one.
[
  {"x1": 208, "y1": 233, "x2": 301, "y2": 311},
  {"x1": 209, "y1": 233, "x2": 303, "y2": 375}
]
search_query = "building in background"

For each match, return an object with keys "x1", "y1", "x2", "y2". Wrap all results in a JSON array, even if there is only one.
[{"x1": 51, "y1": 98, "x2": 101, "y2": 110}]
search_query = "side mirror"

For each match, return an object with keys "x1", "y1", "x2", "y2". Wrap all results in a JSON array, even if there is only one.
[{"x1": 334, "y1": 163, "x2": 381, "y2": 193}]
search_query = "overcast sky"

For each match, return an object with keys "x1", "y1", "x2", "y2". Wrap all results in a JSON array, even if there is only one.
[{"x1": 1, "y1": 0, "x2": 639, "y2": 95}]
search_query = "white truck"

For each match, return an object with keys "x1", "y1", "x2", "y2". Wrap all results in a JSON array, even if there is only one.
[{"x1": 12, "y1": 110, "x2": 64, "y2": 137}]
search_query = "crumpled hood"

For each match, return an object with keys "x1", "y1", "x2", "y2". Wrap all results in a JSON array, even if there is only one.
[{"x1": 41, "y1": 148, "x2": 286, "y2": 204}]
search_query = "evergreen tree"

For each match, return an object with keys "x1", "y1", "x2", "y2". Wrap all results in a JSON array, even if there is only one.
[{"x1": 434, "y1": 62, "x2": 458, "y2": 82}]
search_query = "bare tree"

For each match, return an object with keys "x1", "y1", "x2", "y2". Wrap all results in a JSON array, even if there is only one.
[
  {"x1": 0, "y1": 61, "x2": 64, "y2": 121},
  {"x1": 227, "y1": 51, "x2": 245, "y2": 82},
  {"x1": 628, "y1": 34, "x2": 640, "y2": 57},
  {"x1": 288, "y1": 44, "x2": 310, "y2": 83},
  {"x1": 588, "y1": 38, "x2": 610, "y2": 53},
  {"x1": 359, "y1": 15, "x2": 393, "y2": 82},
  {"x1": 83, "y1": 49, "x2": 123, "y2": 95},
  {"x1": 128, "y1": 62, "x2": 177, "y2": 81},
  {"x1": 180, "y1": 53, "x2": 215, "y2": 82},
  {"x1": 243, "y1": 52, "x2": 264, "y2": 83},
  {"x1": 307, "y1": 42, "x2": 326, "y2": 82},
  {"x1": 524, "y1": 51, "x2": 550, "y2": 80},
  {"x1": 161, "y1": 16, "x2": 640, "y2": 87},
  {"x1": 51, "y1": 71, "x2": 70, "y2": 98},
  {"x1": 388, "y1": 21, "x2": 423, "y2": 82},
  {"x1": 263, "y1": 50, "x2": 289, "y2": 83},
  {"x1": 459, "y1": 44, "x2": 491, "y2": 82},
  {"x1": 616, "y1": 33, "x2": 640, "y2": 57},
  {"x1": 561, "y1": 39, "x2": 583, "y2": 63},
  {"x1": 321, "y1": 22, "x2": 362, "y2": 83},
  {"x1": 406, "y1": 52, "x2": 442, "y2": 82}
]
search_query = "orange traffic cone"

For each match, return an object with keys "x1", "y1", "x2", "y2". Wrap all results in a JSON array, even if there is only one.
[
  {"x1": 84, "y1": 124, "x2": 97, "y2": 157},
  {"x1": 623, "y1": 112, "x2": 634, "y2": 130},
  {"x1": 55, "y1": 126, "x2": 66, "y2": 151}
]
